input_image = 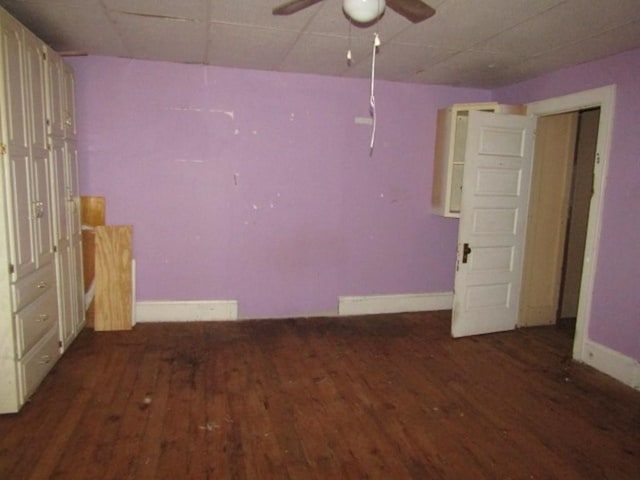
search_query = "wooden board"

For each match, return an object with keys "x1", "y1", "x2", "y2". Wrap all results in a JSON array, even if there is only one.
[
  {"x1": 80, "y1": 196, "x2": 106, "y2": 328},
  {"x1": 94, "y1": 225, "x2": 133, "y2": 331},
  {"x1": 80, "y1": 196, "x2": 105, "y2": 226}
]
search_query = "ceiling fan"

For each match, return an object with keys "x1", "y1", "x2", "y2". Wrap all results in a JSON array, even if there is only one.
[{"x1": 272, "y1": 0, "x2": 436, "y2": 24}]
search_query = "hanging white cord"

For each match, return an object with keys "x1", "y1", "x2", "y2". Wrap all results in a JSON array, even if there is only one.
[
  {"x1": 347, "y1": 20, "x2": 353, "y2": 64},
  {"x1": 369, "y1": 32, "x2": 380, "y2": 153}
]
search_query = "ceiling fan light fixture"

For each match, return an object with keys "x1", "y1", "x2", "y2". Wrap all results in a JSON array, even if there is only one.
[{"x1": 343, "y1": 0, "x2": 385, "y2": 23}]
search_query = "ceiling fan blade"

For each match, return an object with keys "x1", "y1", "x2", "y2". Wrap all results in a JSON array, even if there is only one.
[
  {"x1": 273, "y1": 0, "x2": 325, "y2": 16},
  {"x1": 386, "y1": 0, "x2": 435, "y2": 23}
]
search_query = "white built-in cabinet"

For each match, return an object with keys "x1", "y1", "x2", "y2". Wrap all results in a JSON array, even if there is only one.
[
  {"x1": 431, "y1": 102, "x2": 524, "y2": 217},
  {"x1": 0, "y1": 7, "x2": 84, "y2": 413}
]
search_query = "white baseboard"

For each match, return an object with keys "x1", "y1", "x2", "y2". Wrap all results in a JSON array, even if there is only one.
[
  {"x1": 135, "y1": 300, "x2": 238, "y2": 323},
  {"x1": 583, "y1": 339, "x2": 640, "y2": 390},
  {"x1": 338, "y1": 292, "x2": 453, "y2": 316}
]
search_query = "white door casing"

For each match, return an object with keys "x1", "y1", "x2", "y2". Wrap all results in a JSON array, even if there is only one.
[
  {"x1": 526, "y1": 85, "x2": 615, "y2": 362},
  {"x1": 452, "y1": 111, "x2": 537, "y2": 337}
]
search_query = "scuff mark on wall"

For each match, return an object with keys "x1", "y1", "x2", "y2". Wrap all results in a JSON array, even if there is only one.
[
  {"x1": 167, "y1": 106, "x2": 235, "y2": 120},
  {"x1": 175, "y1": 158, "x2": 205, "y2": 164}
]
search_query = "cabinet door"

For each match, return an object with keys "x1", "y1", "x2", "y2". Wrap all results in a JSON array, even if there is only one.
[
  {"x1": 56, "y1": 242, "x2": 74, "y2": 349},
  {"x1": 62, "y1": 63, "x2": 76, "y2": 138},
  {"x1": 24, "y1": 34, "x2": 47, "y2": 152},
  {"x1": 65, "y1": 140, "x2": 81, "y2": 241},
  {"x1": 72, "y1": 237, "x2": 85, "y2": 330},
  {"x1": 1, "y1": 15, "x2": 36, "y2": 279},
  {"x1": 46, "y1": 49, "x2": 65, "y2": 138},
  {"x1": 50, "y1": 138, "x2": 70, "y2": 246},
  {"x1": 25, "y1": 32, "x2": 54, "y2": 269}
]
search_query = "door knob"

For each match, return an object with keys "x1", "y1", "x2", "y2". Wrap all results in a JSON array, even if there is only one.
[{"x1": 462, "y1": 243, "x2": 472, "y2": 263}]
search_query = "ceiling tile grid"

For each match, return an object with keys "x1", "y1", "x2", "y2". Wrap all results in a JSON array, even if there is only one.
[{"x1": 0, "y1": 0, "x2": 639, "y2": 87}]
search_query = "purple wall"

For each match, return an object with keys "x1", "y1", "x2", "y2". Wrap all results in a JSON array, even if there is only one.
[
  {"x1": 494, "y1": 48, "x2": 640, "y2": 362},
  {"x1": 69, "y1": 56, "x2": 490, "y2": 318}
]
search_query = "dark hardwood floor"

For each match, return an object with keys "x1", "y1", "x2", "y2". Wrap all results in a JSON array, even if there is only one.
[{"x1": 1, "y1": 311, "x2": 639, "y2": 479}]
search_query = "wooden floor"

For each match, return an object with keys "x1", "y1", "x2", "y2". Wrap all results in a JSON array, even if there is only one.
[{"x1": 1, "y1": 311, "x2": 639, "y2": 480}]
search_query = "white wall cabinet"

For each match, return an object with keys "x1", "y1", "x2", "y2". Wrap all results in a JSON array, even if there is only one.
[
  {"x1": 431, "y1": 102, "x2": 524, "y2": 218},
  {"x1": 0, "y1": 7, "x2": 84, "y2": 413}
]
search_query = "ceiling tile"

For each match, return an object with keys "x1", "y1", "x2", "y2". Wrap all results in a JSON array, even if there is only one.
[
  {"x1": 207, "y1": 23, "x2": 299, "y2": 72},
  {"x1": 479, "y1": 0, "x2": 640, "y2": 56},
  {"x1": 279, "y1": 33, "x2": 353, "y2": 77},
  {"x1": 103, "y1": 0, "x2": 208, "y2": 20},
  {"x1": 210, "y1": 0, "x2": 324, "y2": 29},
  {"x1": 394, "y1": 0, "x2": 564, "y2": 48},
  {"x1": 345, "y1": 41, "x2": 455, "y2": 82},
  {"x1": 112, "y1": 12, "x2": 207, "y2": 63}
]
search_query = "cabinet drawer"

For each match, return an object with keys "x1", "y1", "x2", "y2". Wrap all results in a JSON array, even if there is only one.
[
  {"x1": 20, "y1": 329, "x2": 61, "y2": 400},
  {"x1": 12, "y1": 263, "x2": 56, "y2": 312},
  {"x1": 15, "y1": 287, "x2": 58, "y2": 357}
]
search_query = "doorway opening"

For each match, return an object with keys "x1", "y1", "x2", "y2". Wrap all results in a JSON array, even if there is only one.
[
  {"x1": 522, "y1": 85, "x2": 615, "y2": 362},
  {"x1": 557, "y1": 108, "x2": 600, "y2": 338},
  {"x1": 519, "y1": 107, "x2": 600, "y2": 343}
]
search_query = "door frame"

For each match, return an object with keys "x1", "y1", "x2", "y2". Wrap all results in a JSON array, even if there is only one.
[{"x1": 525, "y1": 85, "x2": 616, "y2": 362}]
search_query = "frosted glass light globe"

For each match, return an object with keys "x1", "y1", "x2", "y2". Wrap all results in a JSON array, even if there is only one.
[{"x1": 343, "y1": 0, "x2": 386, "y2": 23}]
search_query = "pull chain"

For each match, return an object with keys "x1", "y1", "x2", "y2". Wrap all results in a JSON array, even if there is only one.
[{"x1": 369, "y1": 32, "x2": 380, "y2": 154}]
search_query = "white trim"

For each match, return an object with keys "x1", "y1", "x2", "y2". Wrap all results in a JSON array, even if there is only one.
[
  {"x1": 525, "y1": 85, "x2": 616, "y2": 363},
  {"x1": 338, "y1": 292, "x2": 453, "y2": 316},
  {"x1": 135, "y1": 300, "x2": 238, "y2": 323},
  {"x1": 583, "y1": 339, "x2": 640, "y2": 390}
]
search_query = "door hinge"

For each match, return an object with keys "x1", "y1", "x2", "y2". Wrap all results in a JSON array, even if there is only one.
[
  {"x1": 53, "y1": 245, "x2": 58, "y2": 253},
  {"x1": 9, "y1": 264, "x2": 14, "y2": 274},
  {"x1": 0, "y1": 143, "x2": 6, "y2": 155}
]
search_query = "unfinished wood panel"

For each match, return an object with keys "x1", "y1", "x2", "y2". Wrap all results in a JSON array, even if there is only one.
[
  {"x1": 80, "y1": 196, "x2": 105, "y2": 328},
  {"x1": 519, "y1": 112, "x2": 578, "y2": 327},
  {"x1": 80, "y1": 195, "x2": 105, "y2": 226},
  {"x1": 94, "y1": 225, "x2": 132, "y2": 331},
  {"x1": 0, "y1": 312, "x2": 638, "y2": 479}
]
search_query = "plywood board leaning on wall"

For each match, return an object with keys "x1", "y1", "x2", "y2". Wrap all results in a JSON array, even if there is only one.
[
  {"x1": 80, "y1": 196, "x2": 106, "y2": 328},
  {"x1": 94, "y1": 225, "x2": 133, "y2": 331}
]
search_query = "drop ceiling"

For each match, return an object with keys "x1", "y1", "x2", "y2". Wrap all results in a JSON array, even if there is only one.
[{"x1": 1, "y1": 0, "x2": 639, "y2": 88}]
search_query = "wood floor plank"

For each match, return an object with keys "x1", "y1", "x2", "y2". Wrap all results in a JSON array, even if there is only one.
[{"x1": 0, "y1": 312, "x2": 638, "y2": 479}]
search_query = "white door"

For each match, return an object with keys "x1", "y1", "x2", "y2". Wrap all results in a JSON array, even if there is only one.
[
  {"x1": 1, "y1": 14, "x2": 37, "y2": 280},
  {"x1": 451, "y1": 111, "x2": 536, "y2": 337}
]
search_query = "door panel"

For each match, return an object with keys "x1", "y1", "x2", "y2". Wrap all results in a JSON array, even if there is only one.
[
  {"x1": 452, "y1": 111, "x2": 536, "y2": 337},
  {"x1": 519, "y1": 113, "x2": 578, "y2": 326}
]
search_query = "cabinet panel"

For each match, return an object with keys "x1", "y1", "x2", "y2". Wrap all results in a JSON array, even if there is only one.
[
  {"x1": 62, "y1": 63, "x2": 76, "y2": 138},
  {"x1": 11, "y1": 262, "x2": 55, "y2": 312},
  {"x1": 15, "y1": 286, "x2": 57, "y2": 356},
  {"x1": 25, "y1": 34, "x2": 47, "y2": 153},
  {"x1": 7, "y1": 152, "x2": 36, "y2": 279},
  {"x1": 50, "y1": 138, "x2": 70, "y2": 247},
  {"x1": 46, "y1": 47, "x2": 65, "y2": 138},
  {"x1": 20, "y1": 328, "x2": 60, "y2": 399},
  {"x1": 32, "y1": 150, "x2": 55, "y2": 267},
  {"x1": 57, "y1": 243, "x2": 74, "y2": 348},
  {"x1": 0, "y1": 13, "x2": 28, "y2": 153}
]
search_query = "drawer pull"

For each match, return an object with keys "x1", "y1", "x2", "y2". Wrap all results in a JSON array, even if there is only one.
[
  {"x1": 37, "y1": 281, "x2": 48, "y2": 289},
  {"x1": 37, "y1": 314, "x2": 49, "y2": 322},
  {"x1": 38, "y1": 355, "x2": 51, "y2": 365}
]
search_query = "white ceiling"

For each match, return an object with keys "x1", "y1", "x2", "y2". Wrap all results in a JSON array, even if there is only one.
[{"x1": 1, "y1": 0, "x2": 639, "y2": 88}]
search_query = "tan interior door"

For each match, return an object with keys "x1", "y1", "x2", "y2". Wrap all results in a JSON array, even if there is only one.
[{"x1": 518, "y1": 112, "x2": 578, "y2": 327}]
